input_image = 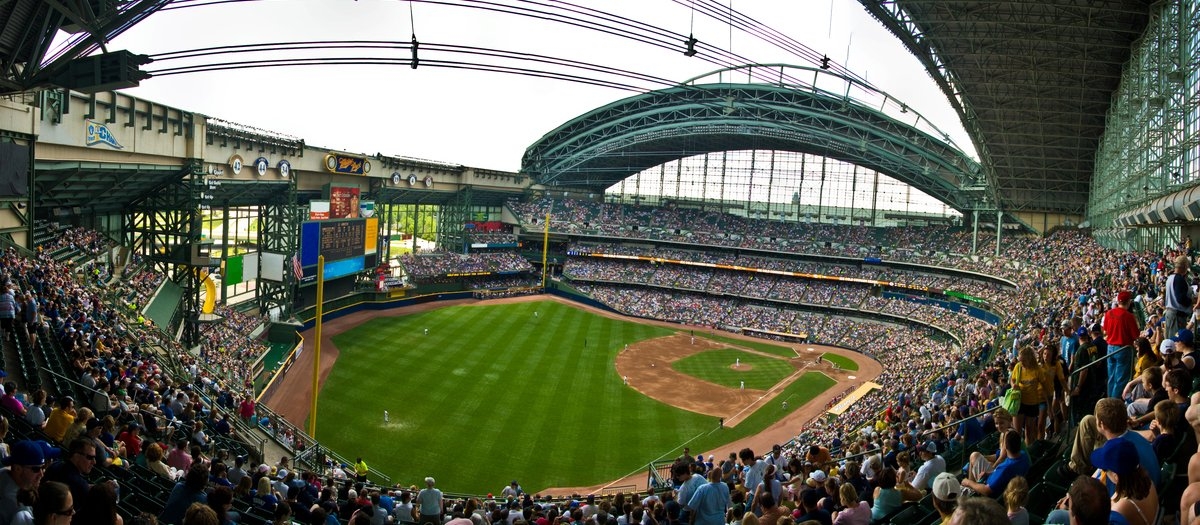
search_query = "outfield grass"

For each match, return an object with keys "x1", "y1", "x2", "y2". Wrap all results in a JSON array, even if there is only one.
[
  {"x1": 819, "y1": 352, "x2": 860, "y2": 371},
  {"x1": 670, "y1": 349, "x2": 794, "y2": 390},
  {"x1": 318, "y1": 301, "x2": 834, "y2": 493}
]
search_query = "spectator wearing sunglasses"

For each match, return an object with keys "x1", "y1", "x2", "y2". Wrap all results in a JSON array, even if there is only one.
[{"x1": 0, "y1": 440, "x2": 59, "y2": 525}]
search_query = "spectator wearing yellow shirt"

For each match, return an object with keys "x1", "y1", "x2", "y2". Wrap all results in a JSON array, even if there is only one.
[
  {"x1": 43, "y1": 396, "x2": 76, "y2": 443},
  {"x1": 355, "y1": 457, "x2": 369, "y2": 483}
]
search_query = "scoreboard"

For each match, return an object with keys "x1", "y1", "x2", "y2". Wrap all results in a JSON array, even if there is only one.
[
  {"x1": 319, "y1": 220, "x2": 366, "y2": 261},
  {"x1": 299, "y1": 218, "x2": 378, "y2": 285}
]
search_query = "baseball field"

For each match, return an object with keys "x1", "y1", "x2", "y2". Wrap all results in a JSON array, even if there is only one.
[{"x1": 303, "y1": 299, "x2": 849, "y2": 494}]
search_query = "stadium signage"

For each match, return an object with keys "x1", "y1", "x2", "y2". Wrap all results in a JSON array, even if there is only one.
[
  {"x1": 85, "y1": 121, "x2": 123, "y2": 149},
  {"x1": 254, "y1": 157, "x2": 269, "y2": 177},
  {"x1": 323, "y1": 152, "x2": 371, "y2": 175},
  {"x1": 446, "y1": 271, "x2": 492, "y2": 277},
  {"x1": 278, "y1": 160, "x2": 292, "y2": 179},
  {"x1": 228, "y1": 155, "x2": 244, "y2": 175}
]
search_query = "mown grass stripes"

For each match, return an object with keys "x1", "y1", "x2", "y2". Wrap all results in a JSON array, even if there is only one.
[{"x1": 317, "y1": 301, "x2": 834, "y2": 494}]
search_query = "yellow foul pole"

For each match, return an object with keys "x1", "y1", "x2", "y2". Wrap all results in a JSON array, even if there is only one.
[
  {"x1": 309, "y1": 255, "x2": 324, "y2": 437},
  {"x1": 541, "y1": 212, "x2": 550, "y2": 288}
]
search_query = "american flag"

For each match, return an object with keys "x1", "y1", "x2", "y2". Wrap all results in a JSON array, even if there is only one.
[{"x1": 292, "y1": 253, "x2": 304, "y2": 281}]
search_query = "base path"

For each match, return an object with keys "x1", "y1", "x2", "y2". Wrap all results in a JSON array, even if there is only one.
[{"x1": 260, "y1": 294, "x2": 880, "y2": 495}]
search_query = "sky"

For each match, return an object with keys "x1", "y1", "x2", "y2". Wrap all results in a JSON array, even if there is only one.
[{"x1": 88, "y1": 0, "x2": 972, "y2": 174}]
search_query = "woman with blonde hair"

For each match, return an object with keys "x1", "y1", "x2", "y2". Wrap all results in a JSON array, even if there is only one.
[
  {"x1": 1003, "y1": 476, "x2": 1029, "y2": 525},
  {"x1": 1011, "y1": 346, "x2": 1050, "y2": 441},
  {"x1": 831, "y1": 484, "x2": 870, "y2": 525},
  {"x1": 62, "y1": 407, "x2": 92, "y2": 445},
  {"x1": 144, "y1": 443, "x2": 174, "y2": 481}
]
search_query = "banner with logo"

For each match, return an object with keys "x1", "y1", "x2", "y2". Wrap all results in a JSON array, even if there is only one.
[{"x1": 359, "y1": 200, "x2": 375, "y2": 218}]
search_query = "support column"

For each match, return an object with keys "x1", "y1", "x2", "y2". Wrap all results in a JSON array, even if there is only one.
[
  {"x1": 220, "y1": 206, "x2": 230, "y2": 306},
  {"x1": 972, "y1": 210, "x2": 979, "y2": 254},
  {"x1": 995, "y1": 210, "x2": 1002, "y2": 258}
]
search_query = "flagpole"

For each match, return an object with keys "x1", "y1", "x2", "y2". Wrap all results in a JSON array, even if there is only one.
[{"x1": 310, "y1": 255, "x2": 324, "y2": 437}]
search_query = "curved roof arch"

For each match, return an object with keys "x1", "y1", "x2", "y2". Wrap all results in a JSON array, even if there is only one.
[
  {"x1": 859, "y1": 0, "x2": 1154, "y2": 215},
  {"x1": 521, "y1": 80, "x2": 985, "y2": 212}
]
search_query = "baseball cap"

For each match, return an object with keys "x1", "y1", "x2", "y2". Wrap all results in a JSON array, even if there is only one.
[
  {"x1": 1090, "y1": 438, "x2": 1138, "y2": 477},
  {"x1": 1161, "y1": 339, "x2": 1176, "y2": 355},
  {"x1": 921, "y1": 441, "x2": 938, "y2": 454},
  {"x1": 1090, "y1": 323, "x2": 1102, "y2": 333},
  {"x1": 1174, "y1": 328, "x2": 1194, "y2": 345},
  {"x1": 931, "y1": 472, "x2": 960, "y2": 502},
  {"x1": 1075, "y1": 327, "x2": 1088, "y2": 338},
  {"x1": 86, "y1": 418, "x2": 103, "y2": 430},
  {"x1": 3, "y1": 440, "x2": 59, "y2": 466},
  {"x1": 1118, "y1": 291, "x2": 1134, "y2": 304},
  {"x1": 806, "y1": 470, "x2": 827, "y2": 485}
]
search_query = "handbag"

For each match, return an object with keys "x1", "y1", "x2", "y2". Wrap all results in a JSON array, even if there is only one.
[{"x1": 1000, "y1": 365, "x2": 1022, "y2": 414}]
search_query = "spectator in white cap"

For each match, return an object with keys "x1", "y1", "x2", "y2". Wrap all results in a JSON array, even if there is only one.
[{"x1": 930, "y1": 472, "x2": 960, "y2": 524}]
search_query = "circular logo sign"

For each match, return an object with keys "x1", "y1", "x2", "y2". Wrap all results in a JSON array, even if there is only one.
[
  {"x1": 229, "y1": 155, "x2": 244, "y2": 175},
  {"x1": 278, "y1": 160, "x2": 292, "y2": 179},
  {"x1": 391, "y1": 172, "x2": 401, "y2": 185},
  {"x1": 423, "y1": 175, "x2": 433, "y2": 188},
  {"x1": 324, "y1": 155, "x2": 338, "y2": 172},
  {"x1": 254, "y1": 157, "x2": 269, "y2": 177},
  {"x1": 407, "y1": 174, "x2": 417, "y2": 186}
]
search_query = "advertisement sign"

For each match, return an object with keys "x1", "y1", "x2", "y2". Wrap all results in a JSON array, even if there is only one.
[
  {"x1": 329, "y1": 186, "x2": 360, "y2": 219},
  {"x1": 323, "y1": 152, "x2": 371, "y2": 175},
  {"x1": 309, "y1": 200, "x2": 330, "y2": 220},
  {"x1": 359, "y1": 200, "x2": 375, "y2": 218},
  {"x1": 365, "y1": 217, "x2": 378, "y2": 254}
]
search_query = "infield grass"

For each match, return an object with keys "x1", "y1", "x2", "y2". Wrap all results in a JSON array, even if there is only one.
[
  {"x1": 670, "y1": 349, "x2": 794, "y2": 389},
  {"x1": 317, "y1": 300, "x2": 833, "y2": 494}
]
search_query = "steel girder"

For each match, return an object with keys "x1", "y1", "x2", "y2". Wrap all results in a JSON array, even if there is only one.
[
  {"x1": 1088, "y1": 1, "x2": 1198, "y2": 245},
  {"x1": 123, "y1": 160, "x2": 203, "y2": 347},
  {"x1": 0, "y1": 0, "x2": 169, "y2": 94},
  {"x1": 521, "y1": 83, "x2": 985, "y2": 212},
  {"x1": 436, "y1": 186, "x2": 471, "y2": 253},
  {"x1": 257, "y1": 191, "x2": 300, "y2": 322},
  {"x1": 859, "y1": 0, "x2": 1154, "y2": 215}
]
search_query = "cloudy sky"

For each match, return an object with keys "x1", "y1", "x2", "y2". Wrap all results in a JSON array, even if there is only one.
[{"x1": 91, "y1": 0, "x2": 969, "y2": 173}]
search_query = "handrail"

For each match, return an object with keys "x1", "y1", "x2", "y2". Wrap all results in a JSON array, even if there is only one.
[{"x1": 43, "y1": 368, "x2": 108, "y2": 412}]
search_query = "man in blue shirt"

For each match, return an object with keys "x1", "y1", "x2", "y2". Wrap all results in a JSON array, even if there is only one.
[
  {"x1": 686, "y1": 469, "x2": 729, "y2": 525},
  {"x1": 960, "y1": 430, "x2": 1029, "y2": 497},
  {"x1": 1061, "y1": 322, "x2": 1080, "y2": 365}
]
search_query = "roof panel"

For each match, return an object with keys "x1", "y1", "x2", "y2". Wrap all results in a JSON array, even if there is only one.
[{"x1": 861, "y1": 0, "x2": 1154, "y2": 214}]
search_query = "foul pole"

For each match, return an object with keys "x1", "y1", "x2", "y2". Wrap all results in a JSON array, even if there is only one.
[
  {"x1": 541, "y1": 212, "x2": 550, "y2": 288},
  {"x1": 309, "y1": 255, "x2": 324, "y2": 437}
]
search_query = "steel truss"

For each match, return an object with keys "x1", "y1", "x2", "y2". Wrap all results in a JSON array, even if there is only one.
[
  {"x1": 123, "y1": 160, "x2": 203, "y2": 347},
  {"x1": 521, "y1": 83, "x2": 986, "y2": 212},
  {"x1": 1089, "y1": 0, "x2": 1199, "y2": 249}
]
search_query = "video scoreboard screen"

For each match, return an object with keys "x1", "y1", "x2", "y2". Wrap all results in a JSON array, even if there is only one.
[
  {"x1": 319, "y1": 220, "x2": 366, "y2": 261},
  {"x1": 299, "y1": 218, "x2": 378, "y2": 285}
]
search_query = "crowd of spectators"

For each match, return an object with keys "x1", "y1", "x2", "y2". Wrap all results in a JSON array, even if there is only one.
[
  {"x1": 399, "y1": 252, "x2": 533, "y2": 279},
  {"x1": 19, "y1": 203, "x2": 1200, "y2": 525},
  {"x1": 506, "y1": 196, "x2": 1200, "y2": 524}
]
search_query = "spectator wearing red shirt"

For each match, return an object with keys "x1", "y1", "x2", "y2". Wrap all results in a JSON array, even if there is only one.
[
  {"x1": 116, "y1": 422, "x2": 142, "y2": 458},
  {"x1": 1102, "y1": 291, "x2": 1140, "y2": 398}
]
